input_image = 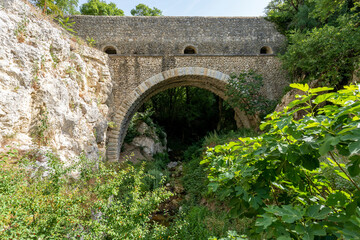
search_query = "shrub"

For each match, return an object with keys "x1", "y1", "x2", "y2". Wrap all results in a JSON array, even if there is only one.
[
  {"x1": 0, "y1": 149, "x2": 173, "y2": 239},
  {"x1": 201, "y1": 83, "x2": 360, "y2": 239}
]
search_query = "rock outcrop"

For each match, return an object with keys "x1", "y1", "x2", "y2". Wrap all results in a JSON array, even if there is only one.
[
  {"x1": 120, "y1": 121, "x2": 167, "y2": 162},
  {"x1": 0, "y1": 0, "x2": 112, "y2": 162}
]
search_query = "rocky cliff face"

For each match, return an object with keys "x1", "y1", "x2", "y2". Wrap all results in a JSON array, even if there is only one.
[{"x1": 0, "y1": 0, "x2": 112, "y2": 162}]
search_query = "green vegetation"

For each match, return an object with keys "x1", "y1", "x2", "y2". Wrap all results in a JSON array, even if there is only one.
[
  {"x1": 80, "y1": 0, "x2": 124, "y2": 16},
  {"x1": 265, "y1": 0, "x2": 360, "y2": 87},
  {"x1": 201, "y1": 83, "x2": 360, "y2": 239},
  {"x1": 225, "y1": 71, "x2": 277, "y2": 121},
  {"x1": 164, "y1": 129, "x2": 259, "y2": 239},
  {"x1": 31, "y1": 108, "x2": 49, "y2": 145},
  {"x1": 6, "y1": 1, "x2": 360, "y2": 239},
  {"x1": 14, "y1": 16, "x2": 29, "y2": 43},
  {"x1": 0, "y1": 149, "x2": 174, "y2": 239},
  {"x1": 30, "y1": 0, "x2": 79, "y2": 15},
  {"x1": 142, "y1": 87, "x2": 237, "y2": 153},
  {"x1": 131, "y1": 4, "x2": 163, "y2": 16}
]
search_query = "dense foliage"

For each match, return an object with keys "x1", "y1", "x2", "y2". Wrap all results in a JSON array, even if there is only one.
[
  {"x1": 80, "y1": 0, "x2": 124, "y2": 16},
  {"x1": 0, "y1": 151, "x2": 174, "y2": 239},
  {"x1": 266, "y1": 0, "x2": 360, "y2": 87},
  {"x1": 225, "y1": 71, "x2": 276, "y2": 121},
  {"x1": 30, "y1": 0, "x2": 79, "y2": 15},
  {"x1": 130, "y1": 4, "x2": 163, "y2": 16},
  {"x1": 141, "y1": 87, "x2": 237, "y2": 151},
  {"x1": 201, "y1": 83, "x2": 360, "y2": 239}
]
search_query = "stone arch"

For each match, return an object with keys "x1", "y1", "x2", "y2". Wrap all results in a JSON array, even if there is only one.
[
  {"x1": 106, "y1": 67, "x2": 252, "y2": 162},
  {"x1": 260, "y1": 46, "x2": 273, "y2": 55},
  {"x1": 103, "y1": 45, "x2": 118, "y2": 54}
]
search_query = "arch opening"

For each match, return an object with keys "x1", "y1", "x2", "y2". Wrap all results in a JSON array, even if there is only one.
[
  {"x1": 107, "y1": 67, "x2": 253, "y2": 162},
  {"x1": 260, "y1": 46, "x2": 273, "y2": 55},
  {"x1": 104, "y1": 46, "x2": 117, "y2": 54},
  {"x1": 184, "y1": 46, "x2": 197, "y2": 54},
  {"x1": 122, "y1": 86, "x2": 237, "y2": 159}
]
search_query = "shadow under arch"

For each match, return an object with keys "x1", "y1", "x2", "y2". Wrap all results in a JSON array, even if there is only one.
[{"x1": 107, "y1": 67, "x2": 252, "y2": 162}]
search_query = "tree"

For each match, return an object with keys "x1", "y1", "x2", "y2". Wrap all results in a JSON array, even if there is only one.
[
  {"x1": 281, "y1": 17, "x2": 360, "y2": 87},
  {"x1": 80, "y1": 0, "x2": 124, "y2": 16},
  {"x1": 265, "y1": 0, "x2": 360, "y2": 87},
  {"x1": 265, "y1": 0, "x2": 319, "y2": 34},
  {"x1": 130, "y1": 4, "x2": 162, "y2": 16},
  {"x1": 30, "y1": 0, "x2": 79, "y2": 15}
]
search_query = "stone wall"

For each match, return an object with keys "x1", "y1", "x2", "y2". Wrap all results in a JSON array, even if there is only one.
[
  {"x1": 108, "y1": 55, "x2": 288, "y2": 116},
  {"x1": 0, "y1": 0, "x2": 112, "y2": 163},
  {"x1": 70, "y1": 16, "x2": 286, "y2": 56}
]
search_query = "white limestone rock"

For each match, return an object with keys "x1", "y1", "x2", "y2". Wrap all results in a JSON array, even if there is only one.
[
  {"x1": 0, "y1": 0, "x2": 112, "y2": 163},
  {"x1": 129, "y1": 121, "x2": 167, "y2": 157}
]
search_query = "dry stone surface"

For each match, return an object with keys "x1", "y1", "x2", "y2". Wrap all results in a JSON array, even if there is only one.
[{"x1": 0, "y1": 0, "x2": 112, "y2": 163}]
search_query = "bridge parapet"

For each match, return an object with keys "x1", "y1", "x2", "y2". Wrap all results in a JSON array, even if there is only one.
[{"x1": 71, "y1": 16, "x2": 285, "y2": 56}]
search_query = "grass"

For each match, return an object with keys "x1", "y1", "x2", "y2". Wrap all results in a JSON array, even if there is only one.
[{"x1": 202, "y1": 128, "x2": 258, "y2": 148}]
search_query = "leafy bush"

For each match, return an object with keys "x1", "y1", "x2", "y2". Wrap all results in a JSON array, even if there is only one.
[
  {"x1": 281, "y1": 16, "x2": 360, "y2": 87},
  {"x1": 0, "y1": 149, "x2": 173, "y2": 239},
  {"x1": 265, "y1": 0, "x2": 360, "y2": 88},
  {"x1": 225, "y1": 70, "x2": 277, "y2": 120},
  {"x1": 201, "y1": 83, "x2": 360, "y2": 239}
]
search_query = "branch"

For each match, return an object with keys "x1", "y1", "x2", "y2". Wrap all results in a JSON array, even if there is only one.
[{"x1": 329, "y1": 151, "x2": 360, "y2": 192}]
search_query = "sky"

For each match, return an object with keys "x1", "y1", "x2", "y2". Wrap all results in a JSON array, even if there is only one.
[{"x1": 77, "y1": 0, "x2": 272, "y2": 17}]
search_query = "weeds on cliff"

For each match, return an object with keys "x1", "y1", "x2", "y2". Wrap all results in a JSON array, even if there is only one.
[
  {"x1": 49, "y1": 44, "x2": 59, "y2": 68},
  {"x1": 31, "y1": 109, "x2": 49, "y2": 145},
  {"x1": 86, "y1": 36, "x2": 96, "y2": 47},
  {"x1": 31, "y1": 60, "x2": 41, "y2": 89},
  {"x1": 14, "y1": 17, "x2": 29, "y2": 43},
  {"x1": 65, "y1": 66, "x2": 76, "y2": 77},
  {"x1": 107, "y1": 121, "x2": 117, "y2": 129},
  {"x1": 55, "y1": 16, "x2": 76, "y2": 34}
]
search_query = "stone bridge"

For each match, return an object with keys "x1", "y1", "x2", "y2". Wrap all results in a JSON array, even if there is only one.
[{"x1": 71, "y1": 16, "x2": 289, "y2": 161}]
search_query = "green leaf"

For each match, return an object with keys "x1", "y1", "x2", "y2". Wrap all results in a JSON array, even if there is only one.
[
  {"x1": 288, "y1": 95, "x2": 312, "y2": 109},
  {"x1": 277, "y1": 143, "x2": 289, "y2": 153},
  {"x1": 348, "y1": 155, "x2": 360, "y2": 177},
  {"x1": 276, "y1": 117, "x2": 291, "y2": 130},
  {"x1": 301, "y1": 154, "x2": 320, "y2": 170},
  {"x1": 336, "y1": 143, "x2": 350, "y2": 157},
  {"x1": 319, "y1": 136, "x2": 340, "y2": 155},
  {"x1": 340, "y1": 129, "x2": 360, "y2": 141},
  {"x1": 302, "y1": 229, "x2": 314, "y2": 240},
  {"x1": 346, "y1": 201, "x2": 358, "y2": 216},
  {"x1": 290, "y1": 83, "x2": 309, "y2": 92},
  {"x1": 309, "y1": 87, "x2": 334, "y2": 94},
  {"x1": 310, "y1": 223, "x2": 326, "y2": 236},
  {"x1": 208, "y1": 182, "x2": 219, "y2": 192},
  {"x1": 277, "y1": 236, "x2": 292, "y2": 240},
  {"x1": 326, "y1": 191, "x2": 350, "y2": 207},
  {"x1": 295, "y1": 224, "x2": 306, "y2": 234},
  {"x1": 267, "y1": 205, "x2": 304, "y2": 223},
  {"x1": 306, "y1": 205, "x2": 332, "y2": 220},
  {"x1": 255, "y1": 213, "x2": 276, "y2": 228},
  {"x1": 349, "y1": 141, "x2": 360, "y2": 155}
]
